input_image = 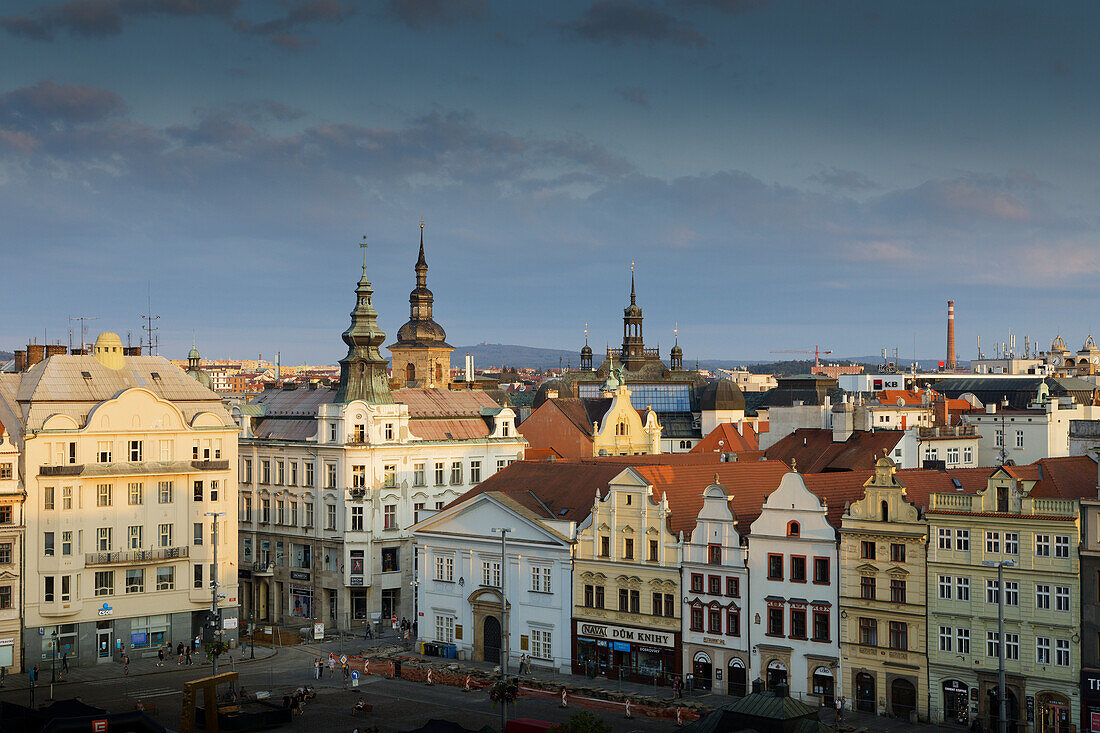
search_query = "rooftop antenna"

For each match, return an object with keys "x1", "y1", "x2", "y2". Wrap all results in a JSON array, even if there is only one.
[
  {"x1": 141, "y1": 284, "x2": 160, "y2": 355},
  {"x1": 69, "y1": 316, "x2": 98, "y2": 352}
]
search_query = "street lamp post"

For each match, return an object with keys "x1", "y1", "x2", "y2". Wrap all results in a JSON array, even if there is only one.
[
  {"x1": 491, "y1": 527, "x2": 514, "y2": 732},
  {"x1": 50, "y1": 629, "x2": 58, "y2": 684},
  {"x1": 983, "y1": 559, "x2": 1015, "y2": 733},
  {"x1": 206, "y1": 512, "x2": 226, "y2": 676},
  {"x1": 250, "y1": 602, "x2": 256, "y2": 659}
]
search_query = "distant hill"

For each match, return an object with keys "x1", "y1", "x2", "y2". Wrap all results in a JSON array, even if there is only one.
[
  {"x1": 452, "y1": 344, "x2": 579, "y2": 371},
  {"x1": 0, "y1": 351, "x2": 11, "y2": 362}
]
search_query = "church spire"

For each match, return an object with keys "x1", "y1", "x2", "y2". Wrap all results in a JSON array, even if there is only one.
[
  {"x1": 335, "y1": 235, "x2": 393, "y2": 404},
  {"x1": 416, "y1": 220, "x2": 427, "y2": 287},
  {"x1": 630, "y1": 261, "x2": 636, "y2": 305}
]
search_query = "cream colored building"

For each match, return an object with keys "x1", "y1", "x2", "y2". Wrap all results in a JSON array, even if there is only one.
[
  {"x1": 592, "y1": 380, "x2": 662, "y2": 457},
  {"x1": 0, "y1": 333, "x2": 239, "y2": 667},
  {"x1": 0, "y1": 418, "x2": 23, "y2": 673},
  {"x1": 839, "y1": 458, "x2": 929, "y2": 721},
  {"x1": 572, "y1": 468, "x2": 682, "y2": 685}
]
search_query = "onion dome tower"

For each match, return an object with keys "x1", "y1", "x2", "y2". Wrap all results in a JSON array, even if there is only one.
[
  {"x1": 581, "y1": 323, "x2": 594, "y2": 371},
  {"x1": 387, "y1": 222, "x2": 454, "y2": 388},
  {"x1": 335, "y1": 237, "x2": 394, "y2": 404}
]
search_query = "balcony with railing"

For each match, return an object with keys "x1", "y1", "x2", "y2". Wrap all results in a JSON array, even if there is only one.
[
  {"x1": 42, "y1": 459, "x2": 231, "y2": 479},
  {"x1": 85, "y1": 546, "x2": 190, "y2": 566},
  {"x1": 917, "y1": 425, "x2": 977, "y2": 439}
]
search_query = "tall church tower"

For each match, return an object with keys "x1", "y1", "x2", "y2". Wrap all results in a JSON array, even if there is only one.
[
  {"x1": 622, "y1": 264, "x2": 645, "y2": 370},
  {"x1": 387, "y1": 223, "x2": 454, "y2": 389},
  {"x1": 335, "y1": 246, "x2": 393, "y2": 404}
]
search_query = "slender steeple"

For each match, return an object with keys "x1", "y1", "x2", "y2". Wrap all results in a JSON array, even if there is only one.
[
  {"x1": 581, "y1": 322, "x2": 593, "y2": 370},
  {"x1": 415, "y1": 220, "x2": 428, "y2": 289},
  {"x1": 622, "y1": 262, "x2": 644, "y2": 370},
  {"x1": 391, "y1": 221, "x2": 450, "y2": 348},
  {"x1": 335, "y1": 236, "x2": 393, "y2": 404}
]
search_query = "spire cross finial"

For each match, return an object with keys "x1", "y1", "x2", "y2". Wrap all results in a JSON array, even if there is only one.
[
  {"x1": 585, "y1": 322, "x2": 589, "y2": 344},
  {"x1": 674, "y1": 322, "x2": 679, "y2": 344},
  {"x1": 360, "y1": 235, "x2": 369, "y2": 271}
]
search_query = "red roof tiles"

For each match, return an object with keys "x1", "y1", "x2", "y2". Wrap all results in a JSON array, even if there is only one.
[
  {"x1": 690, "y1": 422, "x2": 760, "y2": 454},
  {"x1": 765, "y1": 428, "x2": 905, "y2": 473}
]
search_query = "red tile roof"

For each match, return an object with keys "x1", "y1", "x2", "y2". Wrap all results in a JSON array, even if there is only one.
[
  {"x1": 1030, "y1": 455, "x2": 1099, "y2": 499},
  {"x1": 690, "y1": 422, "x2": 760, "y2": 454},
  {"x1": 765, "y1": 428, "x2": 905, "y2": 473},
  {"x1": 635, "y1": 460, "x2": 793, "y2": 535}
]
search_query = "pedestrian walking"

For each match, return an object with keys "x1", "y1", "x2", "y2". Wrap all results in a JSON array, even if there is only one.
[
  {"x1": 315, "y1": 658, "x2": 322, "y2": 680},
  {"x1": 157, "y1": 647, "x2": 164, "y2": 667},
  {"x1": 365, "y1": 623, "x2": 373, "y2": 640},
  {"x1": 186, "y1": 647, "x2": 193, "y2": 665},
  {"x1": 328, "y1": 654, "x2": 335, "y2": 677},
  {"x1": 177, "y1": 641, "x2": 184, "y2": 664},
  {"x1": 835, "y1": 695, "x2": 843, "y2": 722},
  {"x1": 342, "y1": 664, "x2": 350, "y2": 689},
  {"x1": 123, "y1": 654, "x2": 129, "y2": 676},
  {"x1": 62, "y1": 654, "x2": 69, "y2": 673}
]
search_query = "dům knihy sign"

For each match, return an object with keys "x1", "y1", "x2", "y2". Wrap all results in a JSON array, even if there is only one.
[{"x1": 577, "y1": 622, "x2": 674, "y2": 648}]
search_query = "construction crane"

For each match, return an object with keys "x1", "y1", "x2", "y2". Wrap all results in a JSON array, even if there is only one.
[{"x1": 770, "y1": 345, "x2": 834, "y2": 371}]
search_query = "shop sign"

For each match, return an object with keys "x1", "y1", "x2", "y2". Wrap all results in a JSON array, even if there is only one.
[
  {"x1": 92, "y1": 721, "x2": 108, "y2": 733},
  {"x1": 702, "y1": 636, "x2": 726, "y2": 645},
  {"x1": 223, "y1": 618, "x2": 239, "y2": 630},
  {"x1": 638, "y1": 646, "x2": 664, "y2": 654},
  {"x1": 1082, "y1": 670, "x2": 1100, "y2": 701},
  {"x1": 1090, "y1": 711, "x2": 1100, "y2": 732},
  {"x1": 944, "y1": 680, "x2": 968, "y2": 693},
  {"x1": 576, "y1": 622, "x2": 674, "y2": 648},
  {"x1": 313, "y1": 622, "x2": 324, "y2": 640},
  {"x1": 350, "y1": 576, "x2": 364, "y2": 586},
  {"x1": 611, "y1": 641, "x2": 631, "y2": 652},
  {"x1": 290, "y1": 571, "x2": 310, "y2": 581},
  {"x1": 238, "y1": 569, "x2": 252, "y2": 580},
  {"x1": 0, "y1": 638, "x2": 14, "y2": 646},
  {"x1": 1026, "y1": 696, "x2": 1035, "y2": 722},
  {"x1": 97, "y1": 602, "x2": 113, "y2": 617}
]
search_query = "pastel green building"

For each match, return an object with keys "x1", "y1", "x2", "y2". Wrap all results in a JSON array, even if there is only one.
[{"x1": 926, "y1": 463, "x2": 1089, "y2": 733}]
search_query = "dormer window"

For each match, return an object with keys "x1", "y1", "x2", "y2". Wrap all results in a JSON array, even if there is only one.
[
  {"x1": 997, "y1": 487, "x2": 1009, "y2": 513},
  {"x1": 787, "y1": 521, "x2": 800, "y2": 537},
  {"x1": 384, "y1": 423, "x2": 394, "y2": 441},
  {"x1": 502, "y1": 422, "x2": 510, "y2": 437},
  {"x1": 353, "y1": 424, "x2": 365, "y2": 443}
]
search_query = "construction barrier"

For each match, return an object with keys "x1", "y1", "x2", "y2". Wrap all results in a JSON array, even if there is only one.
[{"x1": 350, "y1": 658, "x2": 701, "y2": 724}]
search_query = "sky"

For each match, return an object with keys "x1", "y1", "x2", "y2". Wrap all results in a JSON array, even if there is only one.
[{"x1": 0, "y1": 0, "x2": 1098, "y2": 366}]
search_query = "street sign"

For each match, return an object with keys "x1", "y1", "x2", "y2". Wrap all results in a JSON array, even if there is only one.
[
  {"x1": 351, "y1": 671, "x2": 359, "y2": 680},
  {"x1": 340, "y1": 655, "x2": 347, "y2": 665},
  {"x1": 313, "y1": 622, "x2": 324, "y2": 640}
]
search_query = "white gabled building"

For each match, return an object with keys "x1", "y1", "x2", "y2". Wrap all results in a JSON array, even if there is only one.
[
  {"x1": 747, "y1": 470, "x2": 840, "y2": 703},
  {"x1": 412, "y1": 491, "x2": 576, "y2": 673},
  {"x1": 681, "y1": 477, "x2": 749, "y2": 697}
]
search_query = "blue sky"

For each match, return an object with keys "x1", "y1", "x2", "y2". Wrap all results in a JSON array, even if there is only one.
[{"x1": 1, "y1": 0, "x2": 1097, "y2": 365}]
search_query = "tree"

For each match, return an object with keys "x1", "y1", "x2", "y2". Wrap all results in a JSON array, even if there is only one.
[{"x1": 549, "y1": 711, "x2": 612, "y2": 733}]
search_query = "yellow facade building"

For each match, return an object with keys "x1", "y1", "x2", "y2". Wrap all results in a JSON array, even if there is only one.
[
  {"x1": 0, "y1": 333, "x2": 240, "y2": 667},
  {"x1": 0, "y1": 422, "x2": 23, "y2": 674},
  {"x1": 571, "y1": 468, "x2": 681, "y2": 684},
  {"x1": 839, "y1": 458, "x2": 929, "y2": 721}
]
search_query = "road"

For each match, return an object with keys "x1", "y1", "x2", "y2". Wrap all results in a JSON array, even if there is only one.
[{"x1": 0, "y1": 643, "x2": 677, "y2": 733}]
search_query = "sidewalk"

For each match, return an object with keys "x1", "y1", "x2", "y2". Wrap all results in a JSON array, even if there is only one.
[
  {"x1": 375, "y1": 647, "x2": 957, "y2": 733},
  {"x1": 0, "y1": 643, "x2": 278, "y2": 692}
]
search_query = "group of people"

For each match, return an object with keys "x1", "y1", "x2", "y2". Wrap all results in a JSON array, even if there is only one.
[
  {"x1": 282, "y1": 686, "x2": 315, "y2": 716},
  {"x1": 392, "y1": 616, "x2": 416, "y2": 640},
  {"x1": 155, "y1": 642, "x2": 194, "y2": 667}
]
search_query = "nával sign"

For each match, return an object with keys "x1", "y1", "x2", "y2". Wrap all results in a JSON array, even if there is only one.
[{"x1": 578, "y1": 622, "x2": 673, "y2": 648}]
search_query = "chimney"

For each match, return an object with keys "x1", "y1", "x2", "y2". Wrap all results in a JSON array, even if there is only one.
[
  {"x1": 947, "y1": 300, "x2": 956, "y2": 370},
  {"x1": 14, "y1": 350, "x2": 25, "y2": 372},
  {"x1": 26, "y1": 343, "x2": 46, "y2": 368},
  {"x1": 465, "y1": 353, "x2": 474, "y2": 383}
]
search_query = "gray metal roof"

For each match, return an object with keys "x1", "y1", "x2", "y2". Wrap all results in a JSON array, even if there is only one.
[{"x1": 13, "y1": 355, "x2": 232, "y2": 430}]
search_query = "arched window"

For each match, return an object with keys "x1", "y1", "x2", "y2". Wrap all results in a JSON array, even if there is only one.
[
  {"x1": 405, "y1": 363, "x2": 415, "y2": 383},
  {"x1": 881, "y1": 500, "x2": 889, "y2": 522},
  {"x1": 616, "y1": 421, "x2": 629, "y2": 436},
  {"x1": 787, "y1": 521, "x2": 800, "y2": 537}
]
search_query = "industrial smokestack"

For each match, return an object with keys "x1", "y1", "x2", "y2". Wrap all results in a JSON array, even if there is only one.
[{"x1": 946, "y1": 300, "x2": 956, "y2": 370}]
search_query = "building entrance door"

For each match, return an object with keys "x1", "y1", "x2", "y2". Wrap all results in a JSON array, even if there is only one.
[
  {"x1": 855, "y1": 672, "x2": 876, "y2": 712},
  {"x1": 96, "y1": 629, "x2": 113, "y2": 663},
  {"x1": 692, "y1": 654, "x2": 712, "y2": 691},
  {"x1": 988, "y1": 687, "x2": 1020, "y2": 733},
  {"x1": 482, "y1": 616, "x2": 501, "y2": 665},
  {"x1": 891, "y1": 678, "x2": 917, "y2": 719},
  {"x1": 727, "y1": 661, "x2": 747, "y2": 697}
]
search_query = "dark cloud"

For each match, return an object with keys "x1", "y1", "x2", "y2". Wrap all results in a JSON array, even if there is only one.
[
  {"x1": 561, "y1": 1, "x2": 707, "y2": 48},
  {"x1": 0, "y1": 0, "x2": 239, "y2": 41},
  {"x1": 687, "y1": 0, "x2": 772, "y2": 12},
  {"x1": 808, "y1": 167, "x2": 879, "y2": 191},
  {"x1": 386, "y1": 0, "x2": 487, "y2": 30},
  {"x1": 0, "y1": 80, "x2": 127, "y2": 125},
  {"x1": 617, "y1": 86, "x2": 649, "y2": 108},
  {"x1": 233, "y1": 0, "x2": 350, "y2": 48}
]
